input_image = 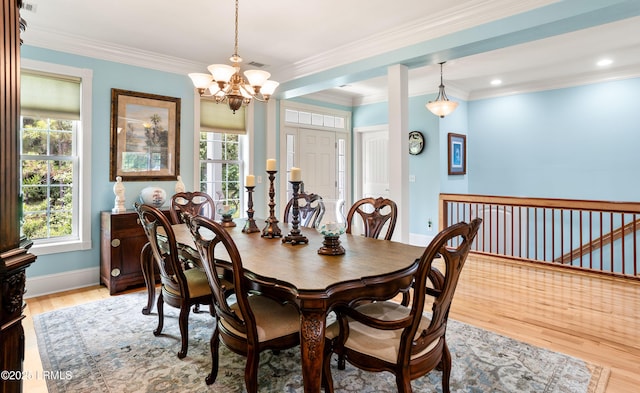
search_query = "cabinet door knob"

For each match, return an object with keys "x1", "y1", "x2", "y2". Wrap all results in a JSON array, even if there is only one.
[
  {"x1": 111, "y1": 238, "x2": 121, "y2": 247},
  {"x1": 111, "y1": 268, "x2": 121, "y2": 277}
]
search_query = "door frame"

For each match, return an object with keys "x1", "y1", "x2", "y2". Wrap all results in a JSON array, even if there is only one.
[
  {"x1": 279, "y1": 101, "x2": 352, "y2": 213},
  {"x1": 353, "y1": 124, "x2": 388, "y2": 203}
]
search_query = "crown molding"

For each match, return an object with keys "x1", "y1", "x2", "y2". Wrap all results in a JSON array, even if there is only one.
[
  {"x1": 468, "y1": 66, "x2": 640, "y2": 101},
  {"x1": 22, "y1": 26, "x2": 205, "y2": 75},
  {"x1": 21, "y1": 1, "x2": 555, "y2": 84},
  {"x1": 273, "y1": 0, "x2": 556, "y2": 81}
]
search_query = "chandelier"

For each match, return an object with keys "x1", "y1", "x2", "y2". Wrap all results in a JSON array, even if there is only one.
[
  {"x1": 188, "y1": 0, "x2": 279, "y2": 113},
  {"x1": 426, "y1": 62, "x2": 458, "y2": 118}
]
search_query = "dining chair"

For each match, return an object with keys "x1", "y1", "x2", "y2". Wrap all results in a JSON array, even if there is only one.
[
  {"x1": 345, "y1": 197, "x2": 409, "y2": 304},
  {"x1": 135, "y1": 203, "x2": 214, "y2": 359},
  {"x1": 346, "y1": 197, "x2": 398, "y2": 240},
  {"x1": 169, "y1": 191, "x2": 215, "y2": 224},
  {"x1": 322, "y1": 218, "x2": 482, "y2": 393},
  {"x1": 168, "y1": 191, "x2": 226, "y2": 311},
  {"x1": 184, "y1": 214, "x2": 301, "y2": 392},
  {"x1": 283, "y1": 191, "x2": 325, "y2": 228}
]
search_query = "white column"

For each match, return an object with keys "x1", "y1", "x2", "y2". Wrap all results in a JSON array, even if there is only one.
[{"x1": 387, "y1": 64, "x2": 409, "y2": 243}]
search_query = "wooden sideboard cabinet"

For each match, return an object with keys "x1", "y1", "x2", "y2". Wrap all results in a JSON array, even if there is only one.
[{"x1": 100, "y1": 210, "x2": 165, "y2": 295}]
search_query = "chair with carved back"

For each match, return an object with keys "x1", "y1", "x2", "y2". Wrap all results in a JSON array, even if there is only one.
[
  {"x1": 345, "y1": 197, "x2": 407, "y2": 304},
  {"x1": 135, "y1": 203, "x2": 214, "y2": 359},
  {"x1": 283, "y1": 191, "x2": 325, "y2": 228},
  {"x1": 184, "y1": 214, "x2": 301, "y2": 392},
  {"x1": 169, "y1": 191, "x2": 216, "y2": 224},
  {"x1": 346, "y1": 197, "x2": 398, "y2": 240},
  {"x1": 322, "y1": 218, "x2": 482, "y2": 393},
  {"x1": 169, "y1": 191, "x2": 223, "y2": 312}
]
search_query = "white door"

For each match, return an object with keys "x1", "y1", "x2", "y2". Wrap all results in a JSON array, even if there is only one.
[
  {"x1": 362, "y1": 130, "x2": 390, "y2": 198},
  {"x1": 299, "y1": 128, "x2": 336, "y2": 199}
]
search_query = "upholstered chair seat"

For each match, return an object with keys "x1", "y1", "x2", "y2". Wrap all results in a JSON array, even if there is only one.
[
  {"x1": 164, "y1": 268, "x2": 211, "y2": 298},
  {"x1": 222, "y1": 295, "x2": 300, "y2": 342},
  {"x1": 326, "y1": 302, "x2": 437, "y2": 364}
]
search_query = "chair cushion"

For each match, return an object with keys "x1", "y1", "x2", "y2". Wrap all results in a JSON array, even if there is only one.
[
  {"x1": 164, "y1": 268, "x2": 211, "y2": 298},
  {"x1": 221, "y1": 295, "x2": 300, "y2": 342},
  {"x1": 326, "y1": 301, "x2": 439, "y2": 363}
]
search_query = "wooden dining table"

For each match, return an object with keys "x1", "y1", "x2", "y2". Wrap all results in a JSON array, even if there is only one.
[{"x1": 140, "y1": 219, "x2": 424, "y2": 393}]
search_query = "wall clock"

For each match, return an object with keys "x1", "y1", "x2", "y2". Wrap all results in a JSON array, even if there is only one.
[{"x1": 409, "y1": 131, "x2": 425, "y2": 155}]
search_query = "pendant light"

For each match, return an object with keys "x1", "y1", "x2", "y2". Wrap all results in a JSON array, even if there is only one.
[{"x1": 426, "y1": 62, "x2": 458, "y2": 118}]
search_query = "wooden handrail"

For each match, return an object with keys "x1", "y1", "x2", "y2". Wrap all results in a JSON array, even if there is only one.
[
  {"x1": 439, "y1": 193, "x2": 640, "y2": 220},
  {"x1": 555, "y1": 218, "x2": 640, "y2": 264},
  {"x1": 439, "y1": 193, "x2": 640, "y2": 278}
]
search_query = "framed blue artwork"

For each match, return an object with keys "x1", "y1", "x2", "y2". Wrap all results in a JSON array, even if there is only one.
[{"x1": 448, "y1": 133, "x2": 466, "y2": 175}]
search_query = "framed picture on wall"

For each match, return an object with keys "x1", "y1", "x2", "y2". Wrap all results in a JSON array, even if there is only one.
[
  {"x1": 447, "y1": 133, "x2": 466, "y2": 175},
  {"x1": 109, "y1": 88, "x2": 181, "y2": 181}
]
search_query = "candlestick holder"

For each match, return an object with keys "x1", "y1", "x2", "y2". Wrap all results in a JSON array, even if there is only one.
[
  {"x1": 283, "y1": 180, "x2": 308, "y2": 245},
  {"x1": 262, "y1": 170, "x2": 282, "y2": 238},
  {"x1": 242, "y1": 186, "x2": 260, "y2": 233}
]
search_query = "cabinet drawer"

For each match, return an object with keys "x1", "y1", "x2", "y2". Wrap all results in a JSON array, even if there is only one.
[{"x1": 110, "y1": 212, "x2": 142, "y2": 231}]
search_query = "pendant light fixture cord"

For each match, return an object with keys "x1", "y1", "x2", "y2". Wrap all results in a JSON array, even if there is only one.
[{"x1": 233, "y1": 0, "x2": 239, "y2": 60}]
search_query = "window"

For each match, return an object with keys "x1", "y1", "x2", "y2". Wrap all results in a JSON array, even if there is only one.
[
  {"x1": 198, "y1": 99, "x2": 246, "y2": 218},
  {"x1": 284, "y1": 108, "x2": 346, "y2": 130},
  {"x1": 21, "y1": 117, "x2": 76, "y2": 239},
  {"x1": 199, "y1": 133, "x2": 243, "y2": 217},
  {"x1": 20, "y1": 61, "x2": 92, "y2": 254}
]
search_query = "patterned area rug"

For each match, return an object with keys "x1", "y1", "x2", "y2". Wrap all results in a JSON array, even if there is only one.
[{"x1": 33, "y1": 291, "x2": 609, "y2": 393}]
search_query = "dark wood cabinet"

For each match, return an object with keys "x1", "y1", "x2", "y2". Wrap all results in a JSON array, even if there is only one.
[
  {"x1": 1, "y1": 2, "x2": 37, "y2": 393},
  {"x1": 100, "y1": 210, "x2": 164, "y2": 295}
]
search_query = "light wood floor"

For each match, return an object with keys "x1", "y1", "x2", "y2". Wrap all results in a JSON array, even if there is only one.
[{"x1": 22, "y1": 255, "x2": 640, "y2": 393}]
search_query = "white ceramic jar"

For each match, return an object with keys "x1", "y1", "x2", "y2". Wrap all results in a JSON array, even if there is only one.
[{"x1": 139, "y1": 186, "x2": 167, "y2": 208}]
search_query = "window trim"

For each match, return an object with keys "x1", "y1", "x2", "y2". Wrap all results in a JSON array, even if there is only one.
[
  {"x1": 193, "y1": 93, "x2": 253, "y2": 215},
  {"x1": 198, "y1": 132, "x2": 245, "y2": 216},
  {"x1": 21, "y1": 59, "x2": 93, "y2": 255}
]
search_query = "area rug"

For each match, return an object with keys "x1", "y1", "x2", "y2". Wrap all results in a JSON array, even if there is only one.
[{"x1": 33, "y1": 291, "x2": 609, "y2": 393}]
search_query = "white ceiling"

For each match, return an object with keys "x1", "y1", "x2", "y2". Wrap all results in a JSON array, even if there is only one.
[{"x1": 19, "y1": 0, "x2": 640, "y2": 105}]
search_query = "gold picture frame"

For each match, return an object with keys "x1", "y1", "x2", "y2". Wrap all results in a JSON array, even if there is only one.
[{"x1": 109, "y1": 89, "x2": 180, "y2": 181}]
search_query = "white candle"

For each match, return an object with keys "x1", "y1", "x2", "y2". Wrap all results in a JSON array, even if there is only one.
[
  {"x1": 290, "y1": 167, "x2": 302, "y2": 182},
  {"x1": 245, "y1": 175, "x2": 255, "y2": 187},
  {"x1": 266, "y1": 159, "x2": 276, "y2": 171}
]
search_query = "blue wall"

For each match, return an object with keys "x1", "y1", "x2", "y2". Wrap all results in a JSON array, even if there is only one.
[
  {"x1": 22, "y1": 46, "x2": 197, "y2": 277},
  {"x1": 22, "y1": 43, "x2": 640, "y2": 280},
  {"x1": 353, "y1": 78, "x2": 640, "y2": 237},
  {"x1": 469, "y1": 78, "x2": 640, "y2": 201}
]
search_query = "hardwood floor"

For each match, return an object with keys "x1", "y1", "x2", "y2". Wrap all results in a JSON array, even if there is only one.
[{"x1": 22, "y1": 255, "x2": 640, "y2": 392}]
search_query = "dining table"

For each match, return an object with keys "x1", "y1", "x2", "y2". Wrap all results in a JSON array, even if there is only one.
[{"x1": 140, "y1": 219, "x2": 425, "y2": 393}]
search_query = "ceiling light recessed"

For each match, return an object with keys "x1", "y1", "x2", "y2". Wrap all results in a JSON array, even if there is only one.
[
  {"x1": 490, "y1": 79, "x2": 502, "y2": 86},
  {"x1": 596, "y1": 58, "x2": 613, "y2": 67}
]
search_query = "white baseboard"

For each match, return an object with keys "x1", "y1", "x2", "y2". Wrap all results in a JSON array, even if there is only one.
[
  {"x1": 409, "y1": 233, "x2": 435, "y2": 247},
  {"x1": 25, "y1": 267, "x2": 101, "y2": 299}
]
